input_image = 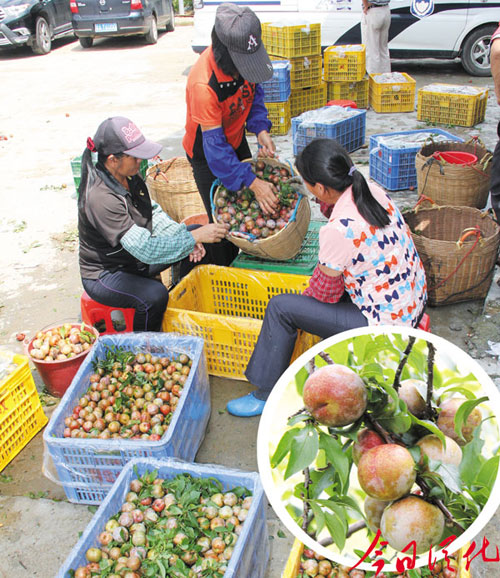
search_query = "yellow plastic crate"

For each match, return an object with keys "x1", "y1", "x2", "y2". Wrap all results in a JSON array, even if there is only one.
[
  {"x1": 0, "y1": 353, "x2": 48, "y2": 471},
  {"x1": 326, "y1": 77, "x2": 369, "y2": 109},
  {"x1": 324, "y1": 44, "x2": 366, "y2": 82},
  {"x1": 369, "y1": 72, "x2": 416, "y2": 113},
  {"x1": 270, "y1": 54, "x2": 322, "y2": 89},
  {"x1": 162, "y1": 265, "x2": 319, "y2": 380},
  {"x1": 266, "y1": 100, "x2": 291, "y2": 135},
  {"x1": 290, "y1": 83, "x2": 327, "y2": 118},
  {"x1": 284, "y1": 538, "x2": 472, "y2": 577},
  {"x1": 262, "y1": 22, "x2": 321, "y2": 58},
  {"x1": 417, "y1": 84, "x2": 488, "y2": 127}
]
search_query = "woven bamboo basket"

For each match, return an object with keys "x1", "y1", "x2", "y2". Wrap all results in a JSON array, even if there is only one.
[
  {"x1": 212, "y1": 158, "x2": 311, "y2": 260},
  {"x1": 415, "y1": 139, "x2": 492, "y2": 209},
  {"x1": 146, "y1": 157, "x2": 206, "y2": 223},
  {"x1": 404, "y1": 199, "x2": 500, "y2": 306}
]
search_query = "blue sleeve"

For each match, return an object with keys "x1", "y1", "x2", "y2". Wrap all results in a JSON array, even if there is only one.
[
  {"x1": 246, "y1": 84, "x2": 272, "y2": 135},
  {"x1": 202, "y1": 127, "x2": 256, "y2": 192}
]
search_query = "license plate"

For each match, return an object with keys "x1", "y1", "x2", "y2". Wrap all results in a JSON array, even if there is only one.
[{"x1": 95, "y1": 23, "x2": 117, "y2": 32}]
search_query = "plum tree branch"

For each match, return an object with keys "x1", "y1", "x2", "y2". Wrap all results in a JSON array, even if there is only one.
[
  {"x1": 423, "y1": 341, "x2": 437, "y2": 421},
  {"x1": 301, "y1": 467, "x2": 313, "y2": 534},
  {"x1": 416, "y1": 475, "x2": 465, "y2": 532},
  {"x1": 393, "y1": 336, "x2": 416, "y2": 391},
  {"x1": 318, "y1": 351, "x2": 334, "y2": 365}
]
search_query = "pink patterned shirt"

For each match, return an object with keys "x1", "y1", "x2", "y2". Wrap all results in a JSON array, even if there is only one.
[{"x1": 318, "y1": 184, "x2": 427, "y2": 326}]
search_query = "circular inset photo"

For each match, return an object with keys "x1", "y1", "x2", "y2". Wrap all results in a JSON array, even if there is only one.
[{"x1": 257, "y1": 326, "x2": 500, "y2": 574}]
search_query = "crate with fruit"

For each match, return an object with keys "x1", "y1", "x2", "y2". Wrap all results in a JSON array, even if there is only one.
[
  {"x1": 57, "y1": 457, "x2": 269, "y2": 578},
  {"x1": 211, "y1": 158, "x2": 311, "y2": 260},
  {"x1": 44, "y1": 333, "x2": 209, "y2": 505}
]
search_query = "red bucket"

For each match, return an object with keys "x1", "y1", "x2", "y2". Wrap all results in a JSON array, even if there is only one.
[
  {"x1": 25, "y1": 322, "x2": 99, "y2": 398},
  {"x1": 433, "y1": 151, "x2": 478, "y2": 165},
  {"x1": 181, "y1": 213, "x2": 209, "y2": 226}
]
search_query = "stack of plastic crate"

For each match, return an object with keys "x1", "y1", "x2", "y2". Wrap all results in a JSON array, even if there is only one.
[
  {"x1": 369, "y1": 72, "x2": 416, "y2": 113},
  {"x1": 262, "y1": 22, "x2": 326, "y2": 118},
  {"x1": 324, "y1": 44, "x2": 369, "y2": 109},
  {"x1": 369, "y1": 128, "x2": 464, "y2": 191},
  {"x1": 292, "y1": 105, "x2": 366, "y2": 156},
  {"x1": 417, "y1": 83, "x2": 488, "y2": 127},
  {"x1": 262, "y1": 60, "x2": 292, "y2": 135}
]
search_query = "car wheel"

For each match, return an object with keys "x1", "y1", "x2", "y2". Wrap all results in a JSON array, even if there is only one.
[
  {"x1": 79, "y1": 37, "x2": 94, "y2": 48},
  {"x1": 32, "y1": 16, "x2": 51, "y2": 55},
  {"x1": 461, "y1": 25, "x2": 496, "y2": 77},
  {"x1": 144, "y1": 15, "x2": 158, "y2": 44},
  {"x1": 166, "y1": 1, "x2": 175, "y2": 32}
]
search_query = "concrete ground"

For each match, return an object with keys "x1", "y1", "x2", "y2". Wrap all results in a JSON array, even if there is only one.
[{"x1": 1, "y1": 18, "x2": 500, "y2": 578}]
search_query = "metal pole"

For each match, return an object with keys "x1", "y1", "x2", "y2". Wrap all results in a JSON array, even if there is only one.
[{"x1": 179, "y1": 0, "x2": 185, "y2": 15}]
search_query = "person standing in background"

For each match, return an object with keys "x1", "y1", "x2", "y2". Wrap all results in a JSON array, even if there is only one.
[
  {"x1": 489, "y1": 22, "x2": 500, "y2": 224},
  {"x1": 361, "y1": 0, "x2": 391, "y2": 74}
]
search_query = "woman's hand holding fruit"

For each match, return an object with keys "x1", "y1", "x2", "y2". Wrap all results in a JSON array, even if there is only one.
[
  {"x1": 190, "y1": 223, "x2": 229, "y2": 244},
  {"x1": 249, "y1": 177, "x2": 278, "y2": 215}
]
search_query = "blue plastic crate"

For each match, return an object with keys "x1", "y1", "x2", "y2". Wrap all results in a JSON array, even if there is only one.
[
  {"x1": 292, "y1": 106, "x2": 366, "y2": 156},
  {"x1": 56, "y1": 457, "x2": 270, "y2": 578},
  {"x1": 43, "y1": 333, "x2": 210, "y2": 505},
  {"x1": 369, "y1": 149, "x2": 418, "y2": 191},
  {"x1": 369, "y1": 128, "x2": 463, "y2": 164},
  {"x1": 262, "y1": 60, "x2": 291, "y2": 103}
]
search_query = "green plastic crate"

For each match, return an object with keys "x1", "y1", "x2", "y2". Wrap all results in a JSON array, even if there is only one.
[
  {"x1": 70, "y1": 155, "x2": 148, "y2": 196},
  {"x1": 231, "y1": 220, "x2": 323, "y2": 275}
]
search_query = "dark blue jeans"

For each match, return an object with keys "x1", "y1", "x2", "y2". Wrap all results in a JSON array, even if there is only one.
[
  {"x1": 82, "y1": 225, "x2": 224, "y2": 332},
  {"x1": 245, "y1": 292, "x2": 368, "y2": 400}
]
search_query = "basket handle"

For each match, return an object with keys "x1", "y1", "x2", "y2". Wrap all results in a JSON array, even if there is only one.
[
  {"x1": 414, "y1": 195, "x2": 439, "y2": 212},
  {"x1": 209, "y1": 178, "x2": 222, "y2": 217},
  {"x1": 429, "y1": 227, "x2": 483, "y2": 293}
]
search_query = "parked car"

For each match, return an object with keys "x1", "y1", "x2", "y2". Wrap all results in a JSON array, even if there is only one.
[
  {"x1": 0, "y1": 0, "x2": 73, "y2": 54},
  {"x1": 192, "y1": 0, "x2": 498, "y2": 77},
  {"x1": 71, "y1": 0, "x2": 174, "y2": 47}
]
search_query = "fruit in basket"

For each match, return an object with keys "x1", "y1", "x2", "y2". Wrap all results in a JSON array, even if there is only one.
[
  {"x1": 357, "y1": 444, "x2": 416, "y2": 501},
  {"x1": 416, "y1": 434, "x2": 462, "y2": 467},
  {"x1": 62, "y1": 348, "x2": 192, "y2": 441},
  {"x1": 303, "y1": 365, "x2": 367, "y2": 427},
  {"x1": 29, "y1": 323, "x2": 97, "y2": 362},
  {"x1": 380, "y1": 495, "x2": 445, "y2": 554},
  {"x1": 214, "y1": 161, "x2": 300, "y2": 238},
  {"x1": 72, "y1": 471, "x2": 252, "y2": 577},
  {"x1": 352, "y1": 428, "x2": 385, "y2": 465},
  {"x1": 437, "y1": 397, "x2": 482, "y2": 445}
]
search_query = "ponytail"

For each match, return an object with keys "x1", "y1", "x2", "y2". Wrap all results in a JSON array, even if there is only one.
[{"x1": 296, "y1": 138, "x2": 389, "y2": 228}]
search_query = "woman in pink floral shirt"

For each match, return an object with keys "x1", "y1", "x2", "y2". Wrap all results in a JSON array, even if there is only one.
[{"x1": 227, "y1": 138, "x2": 427, "y2": 417}]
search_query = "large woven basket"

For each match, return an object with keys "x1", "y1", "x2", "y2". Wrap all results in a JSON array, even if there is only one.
[
  {"x1": 146, "y1": 157, "x2": 205, "y2": 223},
  {"x1": 212, "y1": 158, "x2": 311, "y2": 261},
  {"x1": 415, "y1": 139, "x2": 492, "y2": 209},
  {"x1": 404, "y1": 200, "x2": 500, "y2": 306}
]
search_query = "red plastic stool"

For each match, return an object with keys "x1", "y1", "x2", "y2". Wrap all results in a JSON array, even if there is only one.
[
  {"x1": 417, "y1": 313, "x2": 431, "y2": 332},
  {"x1": 81, "y1": 292, "x2": 135, "y2": 335},
  {"x1": 326, "y1": 99, "x2": 358, "y2": 108}
]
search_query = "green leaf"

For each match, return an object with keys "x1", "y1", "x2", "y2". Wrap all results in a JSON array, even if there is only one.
[
  {"x1": 476, "y1": 455, "x2": 499, "y2": 490},
  {"x1": 319, "y1": 431, "x2": 350, "y2": 492},
  {"x1": 310, "y1": 500, "x2": 326, "y2": 535},
  {"x1": 428, "y1": 459, "x2": 461, "y2": 494},
  {"x1": 277, "y1": 529, "x2": 286, "y2": 538},
  {"x1": 87, "y1": 505, "x2": 98, "y2": 513},
  {"x1": 288, "y1": 413, "x2": 311, "y2": 427},
  {"x1": 378, "y1": 412, "x2": 412, "y2": 434},
  {"x1": 271, "y1": 427, "x2": 300, "y2": 469},
  {"x1": 324, "y1": 509, "x2": 347, "y2": 551},
  {"x1": 284, "y1": 424, "x2": 319, "y2": 480},
  {"x1": 410, "y1": 417, "x2": 447, "y2": 446},
  {"x1": 460, "y1": 427, "x2": 485, "y2": 486},
  {"x1": 454, "y1": 397, "x2": 487, "y2": 442},
  {"x1": 294, "y1": 366, "x2": 310, "y2": 397},
  {"x1": 440, "y1": 385, "x2": 477, "y2": 400},
  {"x1": 309, "y1": 465, "x2": 338, "y2": 499},
  {"x1": 324, "y1": 340, "x2": 350, "y2": 366}
]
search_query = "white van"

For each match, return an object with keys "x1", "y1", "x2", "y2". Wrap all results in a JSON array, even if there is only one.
[{"x1": 192, "y1": 0, "x2": 498, "y2": 76}]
